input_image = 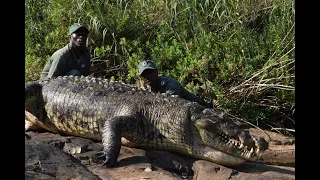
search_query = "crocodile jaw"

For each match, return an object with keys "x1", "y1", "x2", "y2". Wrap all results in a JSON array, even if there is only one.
[
  {"x1": 200, "y1": 146, "x2": 246, "y2": 166},
  {"x1": 196, "y1": 125, "x2": 265, "y2": 162},
  {"x1": 192, "y1": 108, "x2": 269, "y2": 162}
]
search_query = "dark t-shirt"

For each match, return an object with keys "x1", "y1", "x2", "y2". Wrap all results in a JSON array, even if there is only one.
[
  {"x1": 143, "y1": 76, "x2": 213, "y2": 108},
  {"x1": 40, "y1": 44, "x2": 91, "y2": 80}
]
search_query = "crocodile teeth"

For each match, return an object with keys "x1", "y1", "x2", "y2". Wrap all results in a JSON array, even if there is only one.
[
  {"x1": 239, "y1": 143, "x2": 244, "y2": 149},
  {"x1": 234, "y1": 141, "x2": 239, "y2": 146},
  {"x1": 247, "y1": 152, "x2": 251, "y2": 158},
  {"x1": 241, "y1": 152, "x2": 246, "y2": 156},
  {"x1": 250, "y1": 147, "x2": 254, "y2": 153},
  {"x1": 233, "y1": 140, "x2": 239, "y2": 147},
  {"x1": 257, "y1": 148, "x2": 261, "y2": 153},
  {"x1": 227, "y1": 142, "x2": 231, "y2": 147}
]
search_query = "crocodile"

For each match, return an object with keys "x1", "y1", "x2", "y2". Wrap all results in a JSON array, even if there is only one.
[{"x1": 25, "y1": 75, "x2": 269, "y2": 167}]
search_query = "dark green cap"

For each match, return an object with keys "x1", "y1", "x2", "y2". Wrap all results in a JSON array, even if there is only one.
[
  {"x1": 69, "y1": 23, "x2": 89, "y2": 35},
  {"x1": 138, "y1": 60, "x2": 157, "y2": 76}
]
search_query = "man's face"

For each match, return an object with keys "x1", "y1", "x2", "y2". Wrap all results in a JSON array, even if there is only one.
[
  {"x1": 140, "y1": 69, "x2": 158, "y2": 85},
  {"x1": 70, "y1": 28, "x2": 88, "y2": 48}
]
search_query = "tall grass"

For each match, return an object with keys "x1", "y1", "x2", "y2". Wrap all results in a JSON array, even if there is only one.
[{"x1": 25, "y1": 0, "x2": 295, "y2": 135}]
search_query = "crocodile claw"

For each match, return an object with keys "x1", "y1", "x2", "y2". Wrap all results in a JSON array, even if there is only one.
[
  {"x1": 95, "y1": 151, "x2": 107, "y2": 159},
  {"x1": 94, "y1": 151, "x2": 118, "y2": 167}
]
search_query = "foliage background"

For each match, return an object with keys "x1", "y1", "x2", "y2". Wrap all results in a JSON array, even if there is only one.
[{"x1": 25, "y1": 0, "x2": 295, "y2": 136}]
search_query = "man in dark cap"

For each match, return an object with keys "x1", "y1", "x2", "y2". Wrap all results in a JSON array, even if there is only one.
[
  {"x1": 138, "y1": 60, "x2": 213, "y2": 108},
  {"x1": 40, "y1": 23, "x2": 91, "y2": 80}
]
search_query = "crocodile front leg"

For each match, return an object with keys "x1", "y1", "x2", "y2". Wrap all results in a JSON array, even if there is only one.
[{"x1": 95, "y1": 115, "x2": 139, "y2": 167}]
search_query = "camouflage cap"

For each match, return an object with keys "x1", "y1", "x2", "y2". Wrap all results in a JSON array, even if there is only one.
[
  {"x1": 69, "y1": 23, "x2": 89, "y2": 35},
  {"x1": 138, "y1": 60, "x2": 157, "y2": 76}
]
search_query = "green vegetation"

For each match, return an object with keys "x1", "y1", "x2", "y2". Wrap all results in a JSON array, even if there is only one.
[{"x1": 25, "y1": 0, "x2": 295, "y2": 136}]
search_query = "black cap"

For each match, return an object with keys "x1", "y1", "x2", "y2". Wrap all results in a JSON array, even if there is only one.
[
  {"x1": 138, "y1": 60, "x2": 157, "y2": 76},
  {"x1": 69, "y1": 23, "x2": 89, "y2": 35}
]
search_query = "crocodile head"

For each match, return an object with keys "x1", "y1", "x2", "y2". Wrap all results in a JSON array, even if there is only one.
[{"x1": 194, "y1": 108, "x2": 269, "y2": 165}]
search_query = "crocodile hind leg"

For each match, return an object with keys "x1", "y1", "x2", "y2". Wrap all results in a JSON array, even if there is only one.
[{"x1": 95, "y1": 115, "x2": 140, "y2": 167}]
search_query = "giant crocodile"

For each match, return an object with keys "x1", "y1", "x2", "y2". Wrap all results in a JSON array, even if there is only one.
[{"x1": 25, "y1": 75, "x2": 269, "y2": 167}]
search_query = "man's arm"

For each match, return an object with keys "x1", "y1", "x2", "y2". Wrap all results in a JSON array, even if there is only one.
[
  {"x1": 179, "y1": 87, "x2": 213, "y2": 108},
  {"x1": 166, "y1": 78, "x2": 213, "y2": 108},
  {"x1": 83, "y1": 50, "x2": 91, "y2": 76},
  {"x1": 47, "y1": 54, "x2": 66, "y2": 78}
]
